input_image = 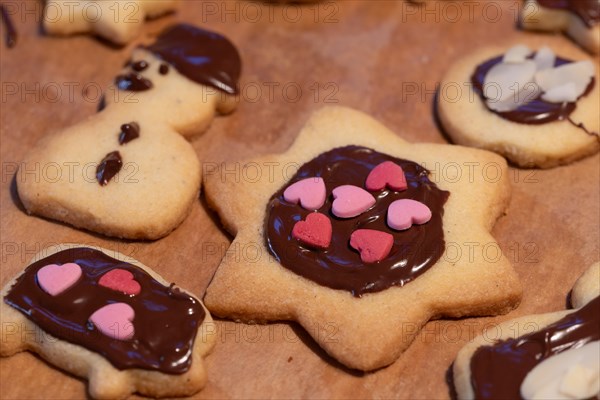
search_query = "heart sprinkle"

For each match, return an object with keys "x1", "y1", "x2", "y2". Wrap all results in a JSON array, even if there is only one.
[
  {"x1": 99, "y1": 269, "x2": 141, "y2": 296},
  {"x1": 36, "y1": 263, "x2": 82, "y2": 296},
  {"x1": 292, "y1": 212, "x2": 332, "y2": 249},
  {"x1": 365, "y1": 161, "x2": 408, "y2": 192},
  {"x1": 331, "y1": 185, "x2": 376, "y2": 218},
  {"x1": 283, "y1": 177, "x2": 326, "y2": 210},
  {"x1": 89, "y1": 303, "x2": 135, "y2": 341},
  {"x1": 350, "y1": 229, "x2": 394, "y2": 263},
  {"x1": 387, "y1": 199, "x2": 432, "y2": 230}
]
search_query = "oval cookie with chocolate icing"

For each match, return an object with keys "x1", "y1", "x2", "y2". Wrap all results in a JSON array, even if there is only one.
[
  {"x1": 438, "y1": 41, "x2": 599, "y2": 168},
  {"x1": 0, "y1": 244, "x2": 216, "y2": 399}
]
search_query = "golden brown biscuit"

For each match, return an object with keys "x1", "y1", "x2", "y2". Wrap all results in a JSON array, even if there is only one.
[
  {"x1": 453, "y1": 262, "x2": 599, "y2": 399},
  {"x1": 438, "y1": 40, "x2": 599, "y2": 168},
  {"x1": 521, "y1": 0, "x2": 600, "y2": 54},
  {"x1": 16, "y1": 24, "x2": 241, "y2": 239},
  {"x1": 0, "y1": 244, "x2": 216, "y2": 399},
  {"x1": 44, "y1": 0, "x2": 179, "y2": 45},
  {"x1": 203, "y1": 106, "x2": 522, "y2": 371}
]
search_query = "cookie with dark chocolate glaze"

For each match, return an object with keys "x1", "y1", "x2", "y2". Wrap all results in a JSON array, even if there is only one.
[
  {"x1": 438, "y1": 38, "x2": 599, "y2": 168},
  {"x1": 0, "y1": 244, "x2": 216, "y2": 399},
  {"x1": 203, "y1": 106, "x2": 522, "y2": 371},
  {"x1": 453, "y1": 262, "x2": 599, "y2": 400}
]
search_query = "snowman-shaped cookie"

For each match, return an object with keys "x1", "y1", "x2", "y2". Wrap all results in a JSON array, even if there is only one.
[{"x1": 17, "y1": 24, "x2": 241, "y2": 239}]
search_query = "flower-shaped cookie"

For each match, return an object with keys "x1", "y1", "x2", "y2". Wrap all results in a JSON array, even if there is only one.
[{"x1": 203, "y1": 106, "x2": 522, "y2": 370}]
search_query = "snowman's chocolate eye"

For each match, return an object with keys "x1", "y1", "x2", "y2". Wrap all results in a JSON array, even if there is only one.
[
  {"x1": 131, "y1": 60, "x2": 149, "y2": 72},
  {"x1": 159, "y1": 64, "x2": 169, "y2": 75},
  {"x1": 115, "y1": 73, "x2": 153, "y2": 91}
]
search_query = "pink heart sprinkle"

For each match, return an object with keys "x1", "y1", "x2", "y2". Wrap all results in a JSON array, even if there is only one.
[
  {"x1": 99, "y1": 269, "x2": 141, "y2": 296},
  {"x1": 283, "y1": 177, "x2": 326, "y2": 210},
  {"x1": 350, "y1": 229, "x2": 394, "y2": 263},
  {"x1": 387, "y1": 199, "x2": 432, "y2": 230},
  {"x1": 37, "y1": 263, "x2": 82, "y2": 296},
  {"x1": 331, "y1": 185, "x2": 376, "y2": 218},
  {"x1": 292, "y1": 212, "x2": 332, "y2": 249},
  {"x1": 365, "y1": 161, "x2": 408, "y2": 192},
  {"x1": 89, "y1": 303, "x2": 135, "y2": 341}
]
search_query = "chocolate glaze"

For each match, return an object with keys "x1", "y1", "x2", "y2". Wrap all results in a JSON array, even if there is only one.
[
  {"x1": 115, "y1": 72, "x2": 153, "y2": 91},
  {"x1": 265, "y1": 146, "x2": 450, "y2": 297},
  {"x1": 118, "y1": 122, "x2": 140, "y2": 145},
  {"x1": 538, "y1": 0, "x2": 600, "y2": 28},
  {"x1": 472, "y1": 53, "x2": 597, "y2": 136},
  {"x1": 159, "y1": 63, "x2": 170, "y2": 75},
  {"x1": 131, "y1": 60, "x2": 149, "y2": 72},
  {"x1": 1, "y1": 4, "x2": 16, "y2": 48},
  {"x1": 4, "y1": 247, "x2": 205, "y2": 374},
  {"x1": 96, "y1": 151, "x2": 122, "y2": 186},
  {"x1": 146, "y1": 24, "x2": 241, "y2": 95},
  {"x1": 470, "y1": 295, "x2": 600, "y2": 399}
]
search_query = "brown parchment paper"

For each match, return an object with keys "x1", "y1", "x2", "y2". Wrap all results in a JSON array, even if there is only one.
[{"x1": 1, "y1": 1, "x2": 598, "y2": 398}]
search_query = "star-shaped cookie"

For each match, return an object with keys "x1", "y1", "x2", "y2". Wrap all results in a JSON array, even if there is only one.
[
  {"x1": 203, "y1": 106, "x2": 522, "y2": 371},
  {"x1": 44, "y1": 0, "x2": 179, "y2": 44}
]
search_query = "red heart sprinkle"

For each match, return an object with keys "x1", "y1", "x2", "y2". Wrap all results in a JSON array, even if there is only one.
[
  {"x1": 292, "y1": 212, "x2": 332, "y2": 249},
  {"x1": 98, "y1": 269, "x2": 141, "y2": 296},
  {"x1": 350, "y1": 229, "x2": 394, "y2": 263},
  {"x1": 365, "y1": 161, "x2": 407, "y2": 192}
]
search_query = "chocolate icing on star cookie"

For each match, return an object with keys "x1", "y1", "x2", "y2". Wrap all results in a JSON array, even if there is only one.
[
  {"x1": 265, "y1": 146, "x2": 449, "y2": 297},
  {"x1": 4, "y1": 247, "x2": 205, "y2": 374}
]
